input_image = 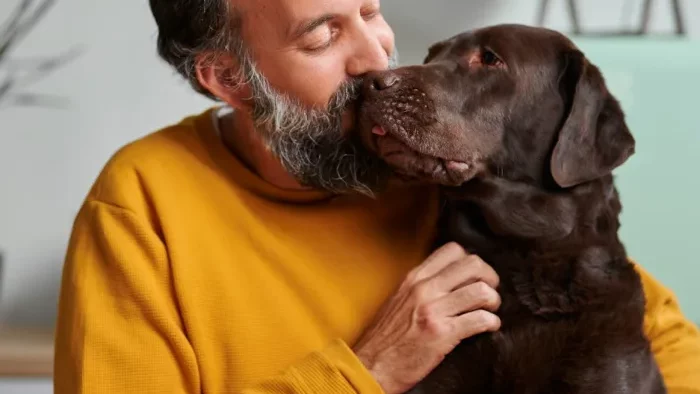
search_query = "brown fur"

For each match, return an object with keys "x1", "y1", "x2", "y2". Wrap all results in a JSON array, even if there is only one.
[{"x1": 358, "y1": 24, "x2": 666, "y2": 393}]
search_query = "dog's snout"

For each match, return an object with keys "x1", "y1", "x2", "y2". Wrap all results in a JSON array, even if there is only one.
[
  {"x1": 373, "y1": 73, "x2": 400, "y2": 90},
  {"x1": 363, "y1": 71, "x2": 401, "y2": 97}
]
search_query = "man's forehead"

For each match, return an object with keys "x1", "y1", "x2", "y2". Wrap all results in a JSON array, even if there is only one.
[
  {"x1": 233, "y1": 0, "x2": 375, "y2": 36},
  {"x1": 235, "y1": 0, "x2": 371, "y2": 15}
]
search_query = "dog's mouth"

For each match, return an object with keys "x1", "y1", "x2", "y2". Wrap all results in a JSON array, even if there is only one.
[
  {"x1": 368, "y1": 124, "x2": 479, "y2": 186},
  {"x1": 358, "y1": 81, "x2": 484, "y2": 186}
]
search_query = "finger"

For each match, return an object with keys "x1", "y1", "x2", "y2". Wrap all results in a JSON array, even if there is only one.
[
  {"x1": 411, "y1": 242, "x2": 469, "y2": 281},
  {"x1": 451, "y1": 309, "x2": 501, "y2": 340},
  {"x1": 429, "y1": 254, "x2": 500, "y2": 293},
  {"x1": 429, "y1": 281, "x2": 502, "y2": 318}
]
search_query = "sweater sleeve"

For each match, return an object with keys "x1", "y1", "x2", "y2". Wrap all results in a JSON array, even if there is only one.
[
  {"x1": 637, "y1": 264, "x2": 700, "y2": 393},
  {"x1": 241, "y1": 338, "x2": 384, "y2": 394},
  {"x1": 54, "y1": 200, "x2": 200, "y2": 393},
  {"x1": 54, "y1": 200, "x2": 384, "y2": 394}
]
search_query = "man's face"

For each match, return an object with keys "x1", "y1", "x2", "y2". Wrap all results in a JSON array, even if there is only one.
[{"x1": 230, "y1": 0, "x2": 398, "y2": 194}]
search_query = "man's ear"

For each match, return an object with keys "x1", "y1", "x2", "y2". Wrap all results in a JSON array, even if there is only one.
[
  {"x1": 550, "y1": 50, "x2": 635, "y2": 188},
  {"x1": 195, "y1": 52, "x2": 250, "y2": 108}
]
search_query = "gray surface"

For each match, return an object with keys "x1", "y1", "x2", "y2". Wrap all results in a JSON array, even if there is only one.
[{"x1": 0, "y1": 379, "x2": 52, "y2": 394}]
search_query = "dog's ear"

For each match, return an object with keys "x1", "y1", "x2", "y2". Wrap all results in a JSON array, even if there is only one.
[
  {"x1": 550, "y1": 50, "x2": 635, "y2": 188},
  {"x1": 423, "y1": 40, "x2": 449, "y2": 64}
]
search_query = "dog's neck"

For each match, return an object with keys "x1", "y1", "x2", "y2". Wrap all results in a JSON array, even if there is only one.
[
  {"x1": 440, "y1": 174, "x2": 623, "y2": 253},
  {"x1": 438, "y1": 175, "x2": 630, "y2": 317}
]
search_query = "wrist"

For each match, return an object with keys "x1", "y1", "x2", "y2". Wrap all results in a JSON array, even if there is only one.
[{"x1": 355, "y1": 352, "x2": 400, "y2": 394}]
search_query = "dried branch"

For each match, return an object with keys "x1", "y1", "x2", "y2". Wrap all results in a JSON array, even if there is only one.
[
  {"x1": 0, "y1": 0, "x2": 79, "y2": 110},
  {"x1": 10, "y1": 92, "x2": 69, "y2": 108},
  {"x1": 0, "y1": 0, "x2": 33, "y2": 60},
  {"x1": 0, "y1": 0, "x2": 57, "y2": 63},
  {"x1": 13, "y1": 46, "x2": 83, "y2": 88}
]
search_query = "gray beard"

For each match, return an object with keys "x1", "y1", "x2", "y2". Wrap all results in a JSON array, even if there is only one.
[{"x1": 241, "y1": 53, "x2": 398, "y2": 196}]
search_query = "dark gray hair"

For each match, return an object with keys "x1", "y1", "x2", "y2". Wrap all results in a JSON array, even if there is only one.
[{"x1": 149, "y1": 0, "x2": 245, "y2": 99}]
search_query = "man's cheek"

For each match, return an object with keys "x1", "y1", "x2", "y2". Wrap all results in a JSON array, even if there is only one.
[{"x1": 374, "y1": 19, "x2": 396, "y2": 59}]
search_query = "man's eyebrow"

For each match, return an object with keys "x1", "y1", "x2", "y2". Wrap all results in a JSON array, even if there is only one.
[{"x1": 288, "y1": 14, "x2": 335, "y2": 40}]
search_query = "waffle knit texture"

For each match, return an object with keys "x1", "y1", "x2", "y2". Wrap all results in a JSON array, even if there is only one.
[{"x1": 54, "y1": 107, "x2": 700, "y2": 393}]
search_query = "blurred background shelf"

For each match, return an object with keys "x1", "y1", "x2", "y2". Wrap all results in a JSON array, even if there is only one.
[{"x1": 0, "y1": 326, "x2": 54, "y2": 377}]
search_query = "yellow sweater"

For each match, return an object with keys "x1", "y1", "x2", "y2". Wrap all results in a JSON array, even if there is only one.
[{"x1": 55, "y1": 107, "x2": 700, "y2": 393}]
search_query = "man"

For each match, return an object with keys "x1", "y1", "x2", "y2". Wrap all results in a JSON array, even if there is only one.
[{"x1": 54, "y1": 0, "x2": 700, "y2": 393}]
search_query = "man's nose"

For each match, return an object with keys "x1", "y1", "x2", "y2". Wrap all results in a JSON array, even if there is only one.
[
  {"x1": 346, "y1": 32, "x2": 390, "y2": 76},
  {"x1": 363, "y1": 70, "x2": 401, "y2": 98}
]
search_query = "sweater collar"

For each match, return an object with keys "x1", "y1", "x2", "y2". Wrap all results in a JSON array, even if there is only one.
[{"x1": 194, "y1": 106, "x2": 342, "y2": 204}]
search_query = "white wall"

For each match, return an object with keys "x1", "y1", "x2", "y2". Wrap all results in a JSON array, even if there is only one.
[
  {"x1": 386, "y1": 0, "x2": 700, "y2": 64},
  {"x1": 1, "y1": 0, "x2": 698, "y2": 325},
  {"x1": 0, "y1": 0, "x2": 212, "y2": 325}
]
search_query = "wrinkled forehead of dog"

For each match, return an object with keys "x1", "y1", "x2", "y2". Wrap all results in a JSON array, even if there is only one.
[{"x1": 423, "y1": 24, "x2": 578, "y2": 71}]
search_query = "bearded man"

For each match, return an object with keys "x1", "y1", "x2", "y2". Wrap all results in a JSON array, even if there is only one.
[{"x1": 54, "y1": 0, "x2": 700, "y2": 393}]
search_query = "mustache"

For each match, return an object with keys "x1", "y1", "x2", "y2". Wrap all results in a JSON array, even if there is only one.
[
  {"x1": 328, "y1": 51, "x2": 399, "y2": 114},
  {"x1": 242, "y1": 51, "x2": 399, "y2": 195},
  {"x1": 327, "y1": 76, "x2": 364, "y2": 114}
]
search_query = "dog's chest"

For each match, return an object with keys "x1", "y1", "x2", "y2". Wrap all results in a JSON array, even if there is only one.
[
  {"x1": 489, "y1": 314, "x2": 575, "y2": 390},
  {"x1": 426, "y1": 312, "x2": 577, "y2": 394},
  {"x1": 446, "y1": 302, "x2": 602, "y2": 394},
  {"x1": 424, "y1": 260, "x2": 649, "y2": 394},
  {"x1": 430, "y1": 260, "x2": 590, "y2": 391}
]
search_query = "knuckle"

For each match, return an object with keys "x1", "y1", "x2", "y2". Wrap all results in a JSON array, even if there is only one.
[
  {"x1": 418, "y1": 318, "x2": 443, "y2": 338},
  {"x1": 491, "y1": 292, "x2": 503, "y2": 308},
  {"x1": 415, "y1": 302, "x2": 434, "y2": 320},
  {"x1": 464, "y1": 255, "x2": 500, "y2": 287},
  {"x1": 410, "y1": 280, "x2": 432, "y2": 303},
  {"x1": 466, "y1": 254, "x2": 486, "y2": 270},
  {"x1": 459, "y1": 256, "x2": 481, "y2": 276},
  {"x1": 416, "y1": 310, "x2": 448, "y2": 338},
  {"x1": 404, "y1": 269, "x2": 420, "y2": 285},
  {"x1": 474, "y1": 281, "x2": 492, "y2": 298},
  {"x1": 473, "y1": 310, "x2": 501, "y2": 330},
  {"x1": 475, "y1": 281, "x2": 498, "y2": 304},
  {"x1": 443, "y1": 241, "x2": 467, "y2": 256}
]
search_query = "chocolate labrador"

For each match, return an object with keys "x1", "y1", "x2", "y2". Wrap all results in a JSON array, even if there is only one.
[{"x1": 358, "y1": 24, "x2": 666, "y2": 394}]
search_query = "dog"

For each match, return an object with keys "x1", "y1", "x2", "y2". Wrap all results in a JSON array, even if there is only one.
[{"x1": 357, "y1": 24, "x2": 666, "y2": 394}]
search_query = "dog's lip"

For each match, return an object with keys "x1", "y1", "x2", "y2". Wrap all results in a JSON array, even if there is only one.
[
  {"x1": 371, "y1": 125, "x2": 387, "y2": 136},
  {"x1": 374, "y1": 132, "x2": 476, "y2": 186},
  {"x1": 444, "y1": 160, "x2": 474, "y2": 184},
  {"x1": 361, "y1": 108, "x2": 479, "y2": 185},
  {"x1": 368, "y1": 118, "x2": 461, "y2": 164}
]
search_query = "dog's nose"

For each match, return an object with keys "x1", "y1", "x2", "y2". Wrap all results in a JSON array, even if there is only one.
[{"x1": 363, "y1": 71, "x2": 401, "y2": 97}]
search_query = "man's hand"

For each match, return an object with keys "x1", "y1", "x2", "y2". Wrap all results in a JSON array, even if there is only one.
[{"x1": 353, "y1": 242, "x2": 501, "y2": 394}]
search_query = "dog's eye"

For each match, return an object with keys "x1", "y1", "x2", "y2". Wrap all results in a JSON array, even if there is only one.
[{"x1": 482, "y1": 50, "x2": 502, "y2": 67}]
